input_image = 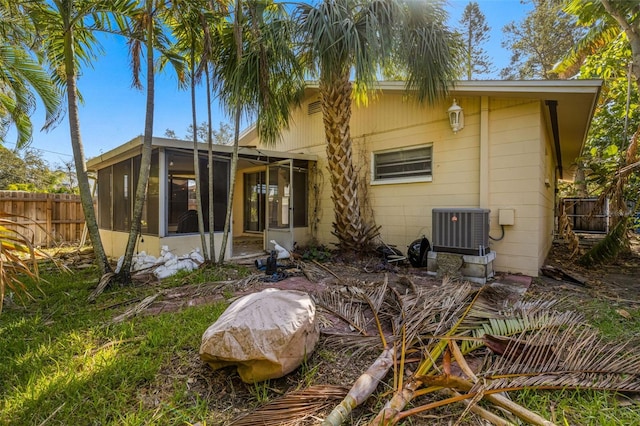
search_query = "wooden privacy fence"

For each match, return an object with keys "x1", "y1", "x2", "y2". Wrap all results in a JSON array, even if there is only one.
[
  {"x1": 0, "y1": 191, "x2": 85, "y2": 247},
  {"x1": 561, "y1": 197, "x2": 609, "y2": 234}
]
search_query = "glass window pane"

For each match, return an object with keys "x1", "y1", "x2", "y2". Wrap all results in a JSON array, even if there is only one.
[
  {"x1": 374, "y1": 146, "x2": 432, "y2": 181},
  {"x1": 268, "y1": 165, "x2": 290, "y2": 229}
]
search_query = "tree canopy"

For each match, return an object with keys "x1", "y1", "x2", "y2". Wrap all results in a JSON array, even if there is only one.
[
  {"x1": 501, "y1": 0, "x2": 584, "y2": 79},
  {"x1": 458, "y1": 1, "x2": 493, "y2": 80}
]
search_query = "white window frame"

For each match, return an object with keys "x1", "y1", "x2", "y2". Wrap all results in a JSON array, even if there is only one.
[{"x1": 371, "y1": 144, "x2": 433, "y2": 185}]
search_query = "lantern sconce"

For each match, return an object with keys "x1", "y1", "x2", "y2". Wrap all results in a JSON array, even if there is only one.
[{"x1": 448, "y1": 98, "x2": 464, "y2": 133}]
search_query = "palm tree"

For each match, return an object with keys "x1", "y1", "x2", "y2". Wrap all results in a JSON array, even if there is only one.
[
  {"x1": 294, "y1": 0, "x2": 460, "y2": 252},
  {"x1": 212, "y1": 0, "x2": 304, "y2": 263},
  {"x1": 0, "y1": 1, "x2": 61, "y2": 149},
  {"x1": 167, "y1": 0, "x2": 217, "y2": 262},
  {"x1": 202, "y1": 2, "x2": 226, "y2": 262},
  {"x1": 118, "y1": 0, "x2": 184, "y2": 281},
  {"x1": 30, "y1": 0, "x2": 136, "y2": 276}
]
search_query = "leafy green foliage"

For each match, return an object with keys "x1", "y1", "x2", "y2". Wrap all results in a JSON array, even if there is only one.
[
  {"x1": 572, "y1": 34, "x2": 640, "y2": 204},
  {"x1": 501, "y1": 0, "x2": 585, "y2": 79},
  {"x1": 300, "y1": 244, "x2": 333, "y2": 262},
  {"x1": 0, "y1": 146, "x2": 75, "y2": 192},
  {"x1": 165, "y1": 121, "x2": 233, "y2": 145}
]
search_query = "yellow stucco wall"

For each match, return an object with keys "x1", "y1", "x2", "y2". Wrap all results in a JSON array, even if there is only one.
[{"x1": 246, "y1": 92, "x2": 556, "y2": 276}]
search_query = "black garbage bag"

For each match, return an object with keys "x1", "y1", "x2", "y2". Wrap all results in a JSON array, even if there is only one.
[{"x1": 408, "y1": 236, "x2": 431, "y2": 267}]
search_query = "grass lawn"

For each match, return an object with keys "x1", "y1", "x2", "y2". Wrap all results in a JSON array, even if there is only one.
[
  {"x1": 0, "y1": 267, "x2": 231, "y2": 425},
  {"x1": 2, "y1": 263, "x2": 640, "y2": 425}
]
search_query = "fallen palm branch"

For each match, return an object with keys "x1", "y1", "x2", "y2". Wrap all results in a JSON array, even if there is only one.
[
  {"x1": 0, "y1": 211, "x2": 61, "y2": 313},
  {"x1": 321, "y1": 347, "x2": 396, "y2": 426},
  {"x1": 370, "y1": 285, "x2": 484, "y2": 424},
  {"x1": 371, "y1": 309, "x2": 640, "y2": 425},
  {"x1": 228, "y1": 385, "x2": 348, "y2": 426},
  {"x1": 110, "y1": 292, "x2": 162, "y2": 324},
  {"x1": 579, "y1": 213, "x2": 633, "y2": 266},
  {"x1": 104, "y1": 280, "x2": 244, "y2": 324},
  {"x1": 321, "y1": 279, "x2": 475, "y2": 425},
  {"x1": 227, "y1": 274, "x2": 640, "y2": 425}
]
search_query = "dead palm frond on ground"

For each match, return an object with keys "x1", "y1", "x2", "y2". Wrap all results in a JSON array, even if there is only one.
[
  {"x1": 229, "y1": 275, "x2": 640, "y2": 426},
  {"x1": 0, "y1": 211, "x2": 45, "y2": 313}
]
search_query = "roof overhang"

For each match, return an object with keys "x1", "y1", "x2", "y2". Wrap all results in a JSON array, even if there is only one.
[
  {"x1": 87, "y1": 136, "x2": 317, "y2": 171},
  {"x1": 304, "y1": 79, "x2": 602, "y2": 180},
  {"x1": 448, "y1": 80, "x2": 602, "y2": 180}
]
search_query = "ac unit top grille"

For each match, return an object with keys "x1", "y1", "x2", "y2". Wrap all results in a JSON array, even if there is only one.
[{"x1": 432, "y1": 208, "x2": 490, "y2": 256}]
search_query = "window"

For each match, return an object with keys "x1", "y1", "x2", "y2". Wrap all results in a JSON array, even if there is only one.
[{"x1": 372, "y1": 145, "x2": 432, "y2": 183}]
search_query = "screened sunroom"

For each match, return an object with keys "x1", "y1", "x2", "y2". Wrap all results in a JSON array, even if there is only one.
[{"x1": 87, "y1": 136, "x2": 316, "y2": 260}]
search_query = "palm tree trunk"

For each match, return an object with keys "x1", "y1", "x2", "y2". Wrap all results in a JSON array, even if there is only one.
[
  {"x1": 119, "y1": 0, "x2": 155, "y2": 280},
  {"x1": 217, "y1": 104, "x2": 240, "y2": 264},
  {"x1": 206, "y1": 63, "x2": 216, "y2": 262},
  {"x1": 191, "y1": 47, "x2": 208, "y2": 261},
  {"x1": 320, "y1": 74, "x2": 378, "y2": 251},
  {"x1": 64, "y1": 29, "x2": 111, "y2": 276},
  {"x1": 217, "y1": 0, "x2": 243, "y2": 264}
]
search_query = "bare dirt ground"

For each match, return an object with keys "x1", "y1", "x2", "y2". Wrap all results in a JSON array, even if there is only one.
[{"x1": 126, "y1": 236, "x2": 640, "y2": 425}]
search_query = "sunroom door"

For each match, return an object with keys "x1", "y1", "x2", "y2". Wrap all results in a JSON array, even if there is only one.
[{"x1": 265, "y1": 160, "x2": 294, "y2": 252}]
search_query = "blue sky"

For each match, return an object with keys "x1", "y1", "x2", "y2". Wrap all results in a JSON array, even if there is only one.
[{"x1": 7, "y1": 0, "x2": 532, "y2": 168}]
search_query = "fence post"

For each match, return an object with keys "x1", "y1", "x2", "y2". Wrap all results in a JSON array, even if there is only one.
[{"x1": 46, "y1": 195, "x2": 53, "y2": 247}]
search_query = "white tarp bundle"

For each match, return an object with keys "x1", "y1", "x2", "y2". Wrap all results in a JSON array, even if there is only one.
[
  {"x1": 115, "y1": 245, "x2": 205, "y2": 279},
  {"x1": 199, "y1": 288, "x2": 319, "y2": 383}
]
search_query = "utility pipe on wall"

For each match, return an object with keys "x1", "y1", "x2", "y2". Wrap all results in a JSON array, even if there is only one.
[{"x1": 479, "y1": 96, "x2": 490, "y2": 209}]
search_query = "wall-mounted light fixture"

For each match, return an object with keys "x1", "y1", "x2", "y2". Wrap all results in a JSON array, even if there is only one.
[{"x1": 448, "y1": 99, "x2": 464, "y2": 133}]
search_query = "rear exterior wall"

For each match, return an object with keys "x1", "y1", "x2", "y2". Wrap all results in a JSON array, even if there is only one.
[{"x1": 246, "y1": 91, "x2": 550, "y2": 276}]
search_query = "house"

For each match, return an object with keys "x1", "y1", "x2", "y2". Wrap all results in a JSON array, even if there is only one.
[{"x1": 88, "y1": 79, "x2": 602, "y2": 277}]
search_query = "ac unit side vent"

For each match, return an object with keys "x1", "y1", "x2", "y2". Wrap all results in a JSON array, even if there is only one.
[
  {"x1": 432, "y1": 208, "x2": 490, "y2": 256},
  {"x1": 307, "y1": 100, "x2": 321, "y2": 115}
]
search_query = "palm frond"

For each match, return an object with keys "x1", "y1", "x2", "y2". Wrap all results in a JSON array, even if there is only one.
[
  {"x1": 229, "y1": 385, "x2": 348, "y2": 426},
  {"x1": 459, "y1": 294, "x2": 583, "y2": 354},
  {"x1": 579, "y1": 215, "x2": 631, "y2": 265},
  {"x1": 479, "y1": 325, "x2": 640, "y2": 393},
  {"x1": 0, "y1": 212, "x2": 49, "y2": 313},
  {"x1": 314, "y1": 288, "x2": 370, "y2": 336},
  {"x1": 401, "y1": 279, "x2": 473, "y2": 345}
]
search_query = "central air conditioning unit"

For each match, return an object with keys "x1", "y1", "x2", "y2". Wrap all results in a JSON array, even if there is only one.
[{"x1": 432, "y1": 208, "x2": 490, "y2": 256}]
